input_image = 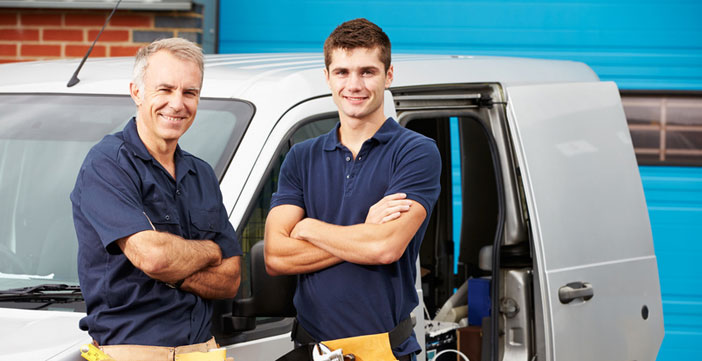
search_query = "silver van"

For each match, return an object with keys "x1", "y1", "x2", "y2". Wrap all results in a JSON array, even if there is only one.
[{"x1": 0, "y1": 54, "x2": 664, "y2": 360}]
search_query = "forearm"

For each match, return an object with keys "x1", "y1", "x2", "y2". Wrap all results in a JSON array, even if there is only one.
[
  {"x1": 118, "y1": 230, "x2": 222, "y2": 283},
  {"x1": 265, "y1": 233, "x2": 342, "y2": 276},
  {"x1": 264, "y1": 205, "x2": 342, "y2": 276},
  {"x1": 181, "y1": 256, "x2": 241, "y2": 299},
  {"x1": 295, "y1": 219, "x2": 396, "y2": 265},
  {"x1": 294, "y1": 202, "x2": 426, "y2": 266}
]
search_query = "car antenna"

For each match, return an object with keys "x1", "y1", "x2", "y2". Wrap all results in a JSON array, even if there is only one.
[{"x1": 67, "y1": 0, "x2": 123, "y2": 87}]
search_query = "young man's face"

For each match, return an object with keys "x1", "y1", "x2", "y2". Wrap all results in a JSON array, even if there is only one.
[
  {"x1": 324, "y1": 47, "x2": 393, "y2": 123},
  {"x1": 130, "y1": 50, "x2": 201, "y2": 148}
]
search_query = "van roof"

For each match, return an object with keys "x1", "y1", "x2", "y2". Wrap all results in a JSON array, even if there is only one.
[{"x1": 0, "y1": 53, "x2": 598, "y2": 99}]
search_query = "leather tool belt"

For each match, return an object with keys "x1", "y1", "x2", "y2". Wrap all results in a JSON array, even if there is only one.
[{"x1": 95, "y1": 337, "x2": 231, "y2": 361}]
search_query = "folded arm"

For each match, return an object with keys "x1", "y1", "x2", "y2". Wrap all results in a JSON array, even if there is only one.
[
  {"x1": 293, "y1": 199, "x2": 426, "y2": 265},
  {"x1": 264, "y1": 204, "x2": 342, "y2": 276},
  {"x1": 180, "y1": 256, "x2": 241, "y2": 299},
  {"x1": 117, "y1": 230, "x2": 222, "y2": 283},
  {"x1": 264, "y1": 193, "x2": 416, "y2": 275}
]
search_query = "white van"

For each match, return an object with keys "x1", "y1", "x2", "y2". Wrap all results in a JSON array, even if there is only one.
[{"x1": 0, "y1": 54, "x2": 664, "y2": 361}]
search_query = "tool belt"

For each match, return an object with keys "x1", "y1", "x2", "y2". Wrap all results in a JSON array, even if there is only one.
[
  {"x1": 277, "y1": 317, "x2": 414, "y2": 361},
  {"x1": 92, "y1": 337, "x2": 232, "y2": 361}
]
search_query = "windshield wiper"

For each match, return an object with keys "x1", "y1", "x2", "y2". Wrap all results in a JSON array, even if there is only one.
[{"x1": 0, "y1": 283, "x2": 82, "y2": 302}]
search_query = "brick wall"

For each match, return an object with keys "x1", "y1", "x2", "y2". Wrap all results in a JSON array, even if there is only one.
[{"x1": 0, "y1": 6, "x2": 203, "y2": 63}]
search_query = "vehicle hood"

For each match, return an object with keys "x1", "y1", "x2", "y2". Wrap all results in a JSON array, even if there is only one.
[{"x1": 0, "y1": 308, "x2": 90, "y2": 360}]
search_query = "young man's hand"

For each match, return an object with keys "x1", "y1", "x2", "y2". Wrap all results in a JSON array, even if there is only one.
[{"x1": 365, "y1": 193, "x2": 412, "y2": 224}]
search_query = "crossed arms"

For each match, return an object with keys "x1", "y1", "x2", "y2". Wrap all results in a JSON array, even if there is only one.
[
  {"x1": 264, "y1": 193, "x2": 427, "y2": 276},
  {"x1": 118, "y1": 192, "x2": 419, "y2": 295},
  {"x1": 117, "y1": 232, "x2": 241, "y2": 300}
]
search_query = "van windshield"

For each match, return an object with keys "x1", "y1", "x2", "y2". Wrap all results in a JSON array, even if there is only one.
[{"x1": 0, "y1": 94, "x2": 252, "y2": 293}]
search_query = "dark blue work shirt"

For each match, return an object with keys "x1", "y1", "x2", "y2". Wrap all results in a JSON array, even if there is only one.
[
  {"x1": 270, "y1": 118, "x2": 441, "y2": 357},
  {"x1": 70, "y1": 118, "x2": 242, "y2": 346}
]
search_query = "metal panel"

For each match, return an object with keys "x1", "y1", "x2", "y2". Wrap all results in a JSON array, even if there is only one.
[
  {"x1": 219, "y1": 0, "x2": 702, "y2": 90},
  {"x1": 640, "y1": 165, "x2": 702, "y2": 361},
  {"x1": 505, "y1": 81, "x2": 664, "y2": 360}
]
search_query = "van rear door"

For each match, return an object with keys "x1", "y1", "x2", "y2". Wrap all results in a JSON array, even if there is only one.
[{"x1": 505, "y1": 81, "x2": 664, "y2": 360}]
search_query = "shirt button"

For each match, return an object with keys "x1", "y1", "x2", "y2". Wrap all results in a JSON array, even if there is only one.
[
  {"x1": 358, "y1": 156, "x2": 362, "y2": 160},
  {"x1": 346, "y1": 174, "x2": 350, "y2": 179},
  {"x1": 346, "y1": 156, "x2": 350, "y2": 162},
  {"x1": 176, "y1": 189, "x2": 181, "y2": 196},
  {"x1": 165, "y1": 215, "x2": 170, "y2": 221}
]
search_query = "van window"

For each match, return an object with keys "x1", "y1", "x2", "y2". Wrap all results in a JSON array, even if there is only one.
[
  {"x1": 237, "y1": 116, "x2": 338, "y2": 300},
  {"x1": 0, "y1": 94, "x2": 252, "y2": 302}
]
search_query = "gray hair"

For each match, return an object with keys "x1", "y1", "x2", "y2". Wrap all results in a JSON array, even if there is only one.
[{"x1": 132, "y1": 38, "x2": 204, "y2": 93}]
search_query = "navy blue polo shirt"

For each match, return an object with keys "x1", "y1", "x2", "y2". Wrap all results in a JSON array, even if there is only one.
[
  {"x1": 70, "y1": 118, "x2": 242, "y2": 346},
  {"x1": 270, "y1": 118, "x2": 441, "y2": 356}
]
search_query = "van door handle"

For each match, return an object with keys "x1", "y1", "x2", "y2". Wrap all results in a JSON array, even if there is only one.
[{"x1": 559, "y1": 282, "x2": 594, "y2": 304}]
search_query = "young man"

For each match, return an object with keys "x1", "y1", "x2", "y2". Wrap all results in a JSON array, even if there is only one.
[
  {"x1": 71, "y1": 38, "x2": 241, "y2": 360},
  {"x1": 265, "y1": 19, "x2": 441, "y2": 360}
]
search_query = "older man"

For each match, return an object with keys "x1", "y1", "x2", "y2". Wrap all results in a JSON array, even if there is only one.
[{"x1": 70, "y1": 38, "x2": 241, "y2": 360}]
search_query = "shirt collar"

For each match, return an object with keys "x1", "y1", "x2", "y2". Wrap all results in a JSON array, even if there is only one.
[
  {"x1": 322, "y1": 122, "x2": 342, "y2": 151},
  {"x1": 371, "y1": 117, "x2": 399, "y2": 144},
  {"x1": 123, "y1": 117, "x2": 152, "y2": 161},
  {"x1": 122, "y1": 117, "x2": 197, "y2": 180},
  {"x1": 174, "y1": 147, "x2": 196, "y2": 182},
  {"x1": 322, "y1": 117, "x2": 397, "y2": 151}
]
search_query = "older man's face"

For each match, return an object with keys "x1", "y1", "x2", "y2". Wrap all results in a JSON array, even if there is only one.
[{"x1": 131, "y1": 50, "x2": 201, "y2": 148}]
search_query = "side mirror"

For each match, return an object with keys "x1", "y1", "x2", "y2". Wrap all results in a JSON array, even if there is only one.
[{"x1": 224, "y1": 240, "x2": 297, "y2": 333}]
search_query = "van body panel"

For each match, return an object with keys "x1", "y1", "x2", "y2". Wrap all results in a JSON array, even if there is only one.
[
  {"x1": 547, "y1": 257, "x2": 664, "y2": 360},
  {"x1": 504, "y1": 81, "x2": 664, "y2": 360},
  {"x1": 228, "y1": 333, "x2": 294, "y2": 360},
  {"x1": 0, "y1": 308, "x2": 88, "y2": 360}
]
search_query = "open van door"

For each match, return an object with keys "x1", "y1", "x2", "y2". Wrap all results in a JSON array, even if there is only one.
[{"x1": 505, "y1": 82, "x2": 664, "y2": 360}]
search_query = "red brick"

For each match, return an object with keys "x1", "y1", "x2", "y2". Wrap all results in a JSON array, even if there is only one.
[
  {"x1": 66, "y1": 44, "x2": 106, "y2": 57},
  {"x1": 43, "y1": 29, "x2": 84, "y2": 42},
  {"x1": 110, "y1": 45, "x2": 141, "y2": 57},
  {"x1": 0, "y1": 59, "x2": 25, "y2": 64},
  {"x1": 0, "y1": 44, "x2": 17, "y2": 56},
  {"x1": 0, "y1": 29, "x2": 40, "y2": 41},
  {"x1": 21, "y1": 13, "x2": 62, "y2": 26},
  {"x1": 0, "y1": 13, "x2": 18, "y2": 26},
  {"x1": 21, "y1": 44, "x2": 61, "y2": 57},
  {"x1": 88, "y1": 29, "x2": 129, "y2": 42},
  {"x1": 65, "y1": 13, "x2": 107, "y2": 26},
  {"x1": 111, "y1": 14, "x2": 151, "y2": 28}
]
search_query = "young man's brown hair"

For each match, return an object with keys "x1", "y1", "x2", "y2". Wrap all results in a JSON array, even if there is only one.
[{"x1": 323, "y1": 18, "x2": 392, "y2": 72}]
